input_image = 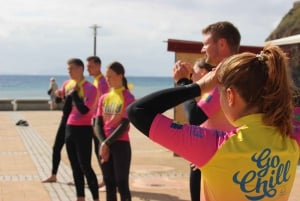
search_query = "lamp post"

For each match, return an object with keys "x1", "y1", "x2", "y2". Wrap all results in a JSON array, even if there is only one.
[{"x1": 90, "y1": 24, "x2": 101, "y2": 56}]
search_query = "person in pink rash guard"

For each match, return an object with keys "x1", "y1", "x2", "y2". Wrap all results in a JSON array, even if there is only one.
[
  {"x1": 127, "y1": 45, "x2": 300, "y2": 201},
  {"x1": 94, "y1": 61, "x2": 135, "y2": 201},
  {"x1": 42, "y1": 78, "x2": 73, "y2": 183},
  {"x1": 86, "y1": 55, "x2": 109, "y2": 189},
  {"x1": 175, "y1": 58, "x2": 217, "y2": 201},
  {"x1": 173, "y1": 21, "x2": 241, "y2": 201},
  {"x1": 64, "y1": 58, "x2": 99, "y2": 201}
]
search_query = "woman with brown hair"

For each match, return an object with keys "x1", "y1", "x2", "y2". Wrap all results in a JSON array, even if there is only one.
[
  {"x1": 94, "y1": 61, "x2": 135, "y2": 201},
  {"x1": 127, "y1": 45, "x2": 300, "y2": 201}
]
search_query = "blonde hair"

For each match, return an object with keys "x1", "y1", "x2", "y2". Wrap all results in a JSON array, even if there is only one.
[{"x1": 218, "y1": 44, "x2": 294, "y2": 136}]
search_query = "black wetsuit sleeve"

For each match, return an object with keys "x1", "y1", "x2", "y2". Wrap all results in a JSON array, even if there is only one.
[
  {"x1": 127, "y1": 83, "x2": 201, "y2": 136},
  {"x1": 176, "y1": 78, "x2": 193, "y2": 86},
  {"x1": 177, "y1": 78, "x2": 208, "y2": 125},
  {"x1": 62, "y1": 95, "x2": 72, "y2": 116},
  {"x1": 71, "y1": 91, "x2": 89, "y2": 114},
  {"x1": 61, "y1": 95, "x2": 73, "y2": 123},
  {"x1": 94, "y1": 116, "x2": 106, "y2": 142},
  {"x1": 103, "y1": 118, "x2": 129, "y2": 146},
  {"x1": 182, "y1": 100, "x2": 208, "y2": 125}
]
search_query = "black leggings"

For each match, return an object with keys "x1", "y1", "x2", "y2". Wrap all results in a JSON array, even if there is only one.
[
  {"x1": 127, "y1": 83, "x2": 201, "y2": 136},
  {"x1": 65, "y1": 125, "x2": 99, "y2": 200},
  {"x1": 51, "y1": 96, "x2": 72, "y2": 175},
  {"x1": 190, "y1": 167, "x2": 201, "y2": 201},
  {"x1": 51, "y1": 116, "x2": 67, "y2": 175},
  {"x1": 92, "y1": 134, "x2": 101, "y2": 165},
  {"x1": 101, "y1": 141, "x2": 131, "y2": 201}
]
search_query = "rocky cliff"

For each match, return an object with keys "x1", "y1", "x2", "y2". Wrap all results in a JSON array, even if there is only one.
[{"x1": 266, "y1": 1, "x2": 300, "y2": 86}]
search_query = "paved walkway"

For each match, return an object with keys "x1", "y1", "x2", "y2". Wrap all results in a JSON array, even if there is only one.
[{"x1": 0, "y1": 111, "x2": 300, "y2": 201}]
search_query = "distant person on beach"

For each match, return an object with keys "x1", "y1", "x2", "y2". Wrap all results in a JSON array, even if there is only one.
[
  {"x1": 94, "y1": 61, "x2": 135, "y2": 201},
  {"x1": 48, "y1": 77, "x2": 59, "y2": 110},
  {"x1": 127, "y1": 44, "x2": 300, "y2": 201},
  {"x1": 175, "y1": 58, "x2": 213, "y2": 201},
  {"x1": 172, "y1": 21, "x2": 241, "y2": 201},
  {"x1": 86, "y1": 55, "x2": 109, "y2": 189}
]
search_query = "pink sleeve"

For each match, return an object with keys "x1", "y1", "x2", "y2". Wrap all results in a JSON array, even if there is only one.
[
  {"x1": 149, "y1": 114, "x2": 224, "y2": 167},
  {"x1": 290, "y1": 107, "x2": 300, "y2": 147},
  {"x1": 197, "y1": 86, "x2": 221, "y2": 117},
  {"x1": 122, "y1": 91, "x2": 135, "y2": 119},
  {"x1": 98, "y1": 77, "x2": 109, "y2": 96},
  {"x1": 96, "y1": 94, "x2": 105, "y2": 117},
  {"x1": 84, "y1": 84, "x2": 97, "y2": 110}
]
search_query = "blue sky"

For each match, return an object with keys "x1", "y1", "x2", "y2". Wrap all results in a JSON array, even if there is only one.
[{"x1": 0, "y1": 0, "x2": 296, "y2": 76}]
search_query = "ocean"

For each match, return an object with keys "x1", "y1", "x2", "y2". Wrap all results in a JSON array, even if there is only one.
[{"x1": 0, "y1": 75, "x2": 174, "y2": 99}]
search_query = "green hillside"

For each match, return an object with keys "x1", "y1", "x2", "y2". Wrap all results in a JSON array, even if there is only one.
[
  {"x1": 267, "y1": 2, "x2": 300, "y2": 39},
  {"x1": 266, "y1": 2, "x2": 300, "y2": 86}
]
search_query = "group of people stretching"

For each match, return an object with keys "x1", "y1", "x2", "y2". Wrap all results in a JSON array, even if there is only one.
[
  {"x1": 43, "y1": 20, "x2": 300, "y2": 201},
  {"x1": 43, "y1": 57, "x2": 134, "y2": 201}
]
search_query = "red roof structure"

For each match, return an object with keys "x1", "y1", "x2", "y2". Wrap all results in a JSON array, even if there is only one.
[{"x1": 167, "y1": 39, "x2": 263, "y2": 54}]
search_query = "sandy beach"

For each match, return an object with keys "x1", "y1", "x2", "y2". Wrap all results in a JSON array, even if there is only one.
[{"x1": 0, "y1": 110, "x2": 300, "y2": 201}]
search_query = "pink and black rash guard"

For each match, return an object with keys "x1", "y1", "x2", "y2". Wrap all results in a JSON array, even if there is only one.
[
  {"x1": 61, "y1": 79, "x2": 97, "y2": 126},
  {"x1": 93, "y1": 73, "x2": 109, "y2": 97},
  {"x1": 96, "y1": 87, "x2": 135, "y2": 142},
  {"x1": 127, "y1": 83, "x2": 300, "y2": 201},
  {"x1": 92, "y1": 74, "x2": 109, "y2": 117},
  {"x1": 177, "y1": 78, "x2": 233, "y2": 131}
]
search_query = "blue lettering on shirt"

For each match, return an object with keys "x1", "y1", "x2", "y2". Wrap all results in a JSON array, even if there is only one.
[
  {"x1": 205, "y1": 94, "x2": 212, "y2": 103},
  {"x1": 170, "y1": 121, "x2": 183, "y2": 129},
  {"x1": 190, "y1": 126, "x2": 204, "y2": 138},
  {"x1": 232, "y1": 148, "x2": 290, "y2": 200},
  {"x1": 190, "y1": 126, "x2": 225, "y2": 139}
]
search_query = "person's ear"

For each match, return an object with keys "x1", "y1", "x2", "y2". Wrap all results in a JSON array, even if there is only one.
[
  {"x1": 226, "y1": 87, "x2": 235, "y2": 107},
  {"x1": 218, "y1": 38, "x2": 226, "y2": 48}
]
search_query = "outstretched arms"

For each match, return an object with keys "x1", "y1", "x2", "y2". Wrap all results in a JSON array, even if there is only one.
[{"x1": 127, "y1": 83, "x2": 201, "y2": 136}]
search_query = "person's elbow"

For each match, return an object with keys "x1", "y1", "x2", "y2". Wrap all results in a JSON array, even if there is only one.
[
  {"x1": 126, "y1": 102, "x2": 136, "y2": 123},
  {"x1": 126, "y1": 102, "x2": 142, "y2": 131},
  {"x1": 121, "y1": 118, "x2": 130, "y2": 127},
  {"x1": 78, "y1": 105, "x2": 90, "y2": 114}
]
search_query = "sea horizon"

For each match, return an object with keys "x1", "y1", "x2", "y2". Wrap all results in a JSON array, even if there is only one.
[
  {"x1": 0, "y1": 73, "x2": 172, "y2": 77},
  {"x1": 0, "y1": 74, "x2": 174, "y2": 99}
]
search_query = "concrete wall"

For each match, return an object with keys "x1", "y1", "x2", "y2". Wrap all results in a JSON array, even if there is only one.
[
  {"x1": 0, "y1": 99, "x2": 14, "y2": 111},
  {"x1": 0, "y1": 99, "x2": 63, "y2": 111}
]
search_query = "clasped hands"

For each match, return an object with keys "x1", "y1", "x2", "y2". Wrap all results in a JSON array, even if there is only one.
[
  {"x1": 99, "y1": 142, "x2": 110, "y2": 163},
  {"x1": 172, "y1": 60, "x2": 219, "y2": 94},
  {"x1": 173, "y1": 60, "x2": 192, "y2": 82}
]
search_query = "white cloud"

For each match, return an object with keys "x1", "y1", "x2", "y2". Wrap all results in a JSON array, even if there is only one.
[{"x1": 0, "y1": 0, "x2": 296, "y2": 76}]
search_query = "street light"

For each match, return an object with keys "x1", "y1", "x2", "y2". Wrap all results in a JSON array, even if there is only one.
[{"x1": 90, "y1": 24, "x2": 101, "y2": 56}]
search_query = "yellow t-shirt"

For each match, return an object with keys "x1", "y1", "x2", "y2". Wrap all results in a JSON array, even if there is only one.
[{"x1": 150, "y1": 113, "x2": 300, "y2": 201}]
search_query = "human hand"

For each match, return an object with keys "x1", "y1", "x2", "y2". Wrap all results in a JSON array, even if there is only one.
[
  {"x1": 196, "y1": 63, "x2": 220, "y2": 94},
  {"x1": 74, "y1": 84, "x2": 80, "y2": 92},
  {"x1": 100, "y1": 142, "x2": 110, "y2": 163},
  {"x1": 71, "y1": 84, "x2": 79, "y2": 93},
  {"x1": 55, "y1": 90, "x2": 63, "y2": 98},
  {"x1": 68, "y1": 84, "x2": 80, "y2": 96},
  {"x1": 190, "y1": 163, "x2": 199, "y2": 171},
  {"x1": 173, "y1": 60, "x2": 192, "y2": 82}
]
